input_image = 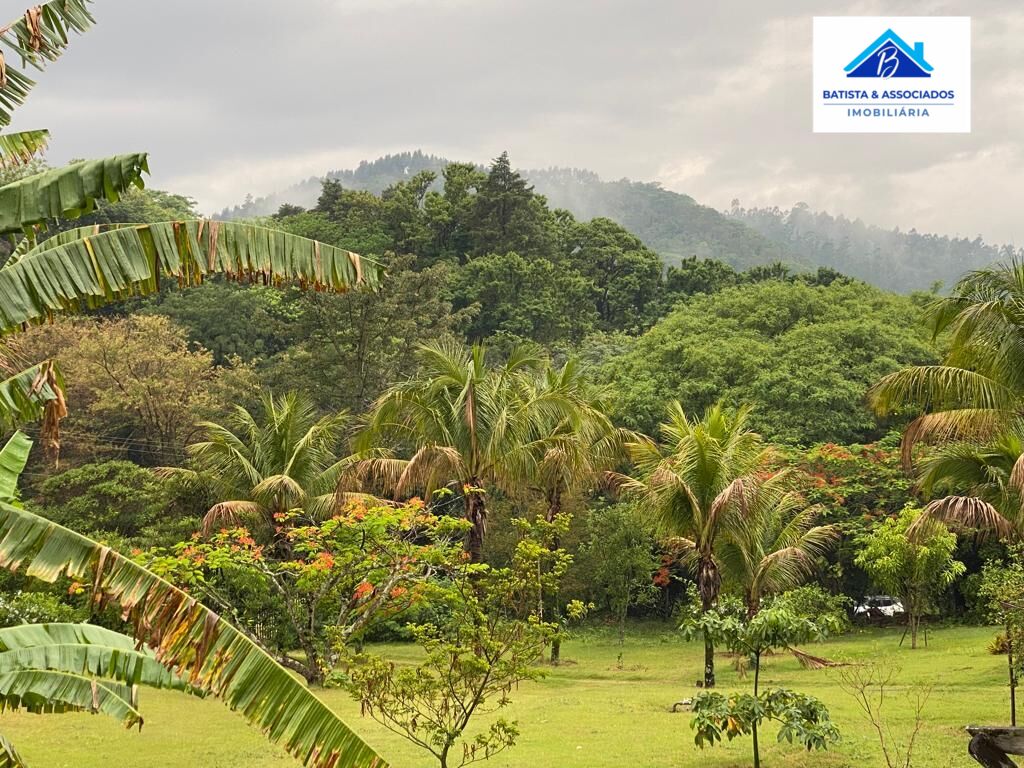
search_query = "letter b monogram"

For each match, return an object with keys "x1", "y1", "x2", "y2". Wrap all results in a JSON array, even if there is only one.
[{"x1": 875, "y1": 45, "x2": 899, "y2": 77}]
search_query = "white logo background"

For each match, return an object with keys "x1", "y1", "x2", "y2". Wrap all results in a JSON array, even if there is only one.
[{"x1": 813, "y1": 17, "x2": 971, "y2": 134}]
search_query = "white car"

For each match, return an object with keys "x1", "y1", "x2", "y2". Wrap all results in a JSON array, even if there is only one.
[{"x1": 854, "y1": 595, "x2": 905, "y2": 618}]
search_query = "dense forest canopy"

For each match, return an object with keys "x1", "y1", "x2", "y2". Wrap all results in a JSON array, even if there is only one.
[
  {"x1": 8, "y1": 151, "x2": 940, "y2": 455},
  {"x1": 219, "y1": 150, "x2": 1021, "y2": 293}
]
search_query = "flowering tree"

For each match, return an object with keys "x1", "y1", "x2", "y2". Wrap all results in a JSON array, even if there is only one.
[{"x1": 140, "y1": 500, "x2": 463, "y2": 684}]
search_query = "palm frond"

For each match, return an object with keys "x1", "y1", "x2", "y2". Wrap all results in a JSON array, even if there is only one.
[
  {"x1": 0, "y1": 154, "x2": 149, "y2": 236},
  {"x1": 901, "y1": 409, "x2": 1009, "y2": 468},
  {"x1": 0, "y1": 502, "x2": 386, "y2": 768},
  {"x1": 202, "y1": 500, "x2": 263, "y2": 536},
  {"x1": 0, "y1": 363, "x2": 64, "y2": 456},
  {"x1": 0, "y1": 220, "x2": 382, "y2": 332},
  {"x1": 869, "y1": 366, "x2": 1015, "y2": 415},
  {"x1": 0, "y1": 362, "x2": 56, "y2": 426},
  {"x1": 0, "y1": 0, "x2": 95, "y2": 127},
  {"x1": 0, "y1": 431, "x2": 30, "y2": 503},
  {"x1": 914, "y1": 495, "x2": 1014, "y2": 539},
  {"x1": 0, "y1": 129, "x2": 47, "y2": 168},
  {"x1": 0, "y1": 623, "x2": 197, "y2": 696},
  {"x1": 0, "y1": 668, "x2": 141, "y2": 725},
  {"x1": 0, "y1": 731, "x2": 26, "y2": 768}
]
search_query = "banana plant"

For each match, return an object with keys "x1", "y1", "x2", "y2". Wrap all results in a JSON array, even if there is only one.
[
  {"x1": 0, "y1": 0, "x2": 382, "y2": 453},
  {"x1": 0, "y1": 430, "x2": 388, "y2": 768}
]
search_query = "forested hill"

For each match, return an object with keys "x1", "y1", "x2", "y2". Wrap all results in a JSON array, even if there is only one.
[
  {"x1": 218, "y1": 152, "x2": 790, "y2": 271},
  {"x1": 218, "y1": 150, "x2": 1020, "y2": 292},
  {"x1": 728, "y1": 203, "x2": 1022, "y2": 293}
]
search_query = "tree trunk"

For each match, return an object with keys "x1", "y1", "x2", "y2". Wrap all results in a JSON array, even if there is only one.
[
  {"x1": 752, "y1": 650, "x2": 762, "y2": 768},
  {"x1": 545, "y1": 486, "x2": 563, "y2": 663},
  {"x1": 698, "y1": 557, "x2": 720, "y2": 689},
  {"x1": 298, "y1": 636, "x2": 324, "y2": 686},
  {"x1": 746, "y1": 590, "x2": 760, "y2": 620},
  {"x1": 911, "y1": 612, "x2": 918, "y2": 650},
  {"x1": 465, "y1": 480, "x2": 486, "y2": 563},
  {"x1": 1008, "y1": 620, "x2": 1017, "y2": 726},
  {"x1": 703, "y1": 632, "x2": 715, "y2": 689}
]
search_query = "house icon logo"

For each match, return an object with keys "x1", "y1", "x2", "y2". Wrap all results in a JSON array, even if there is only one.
[{"x1": 844, "y1": 28, "x2": 933, "y2": 78}]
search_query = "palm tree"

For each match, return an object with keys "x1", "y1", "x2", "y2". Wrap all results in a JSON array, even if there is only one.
[
  {"x1": 525, "y1": 358, "x2": 629, "y2": 662},
  {"x1": 870, "y1": 261, "x2": 1024, "y2": 466},
  {"x1": 717, "y1": 470, "x2": 838, "y2": 617},
  {"x1": 870, "y1": 261, "x2": 1024, "y2": 535},
  {"x1": 618, "y1": 402, "x2": 772, "y2": 688},
  {"x1": 0, "y1": 0, "x2": 380, "y2": 450},
  {"x1": 359, "y1": 341, "x2": 580, "y2": 563},
  {"x1": 0, "y1": 431, "x2": 386, "y2": 768},
  {"x1": 912, "y1": 430, "x2": 1024, "y2": 539},
  {"x1": 528, "y1": 358, "x2": 626, "y2": 526},
  {"x1": 169, "y1": 392, "x2": 354, "y2": 544}
]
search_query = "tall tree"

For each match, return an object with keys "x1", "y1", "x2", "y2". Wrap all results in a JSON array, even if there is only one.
[
  {"x1": 168, "y1": 392, "x2": 352, "y2": 546},
  {"x1": 360, "y1": 342, "x2": 578, "y2": 562},
  {"x1": 270, "y1": 253, "x2": 471, "y2": 414},
  {"x1": 470, "y1": 152, "x2": 553, "y2": 258},
  {"x1": 422, "y1": 162, "x2": 485, "y2": 265},
  {"x1": 562, "y1": 216, "x2": 664, "y2": 332},
  {"x1": 870, "y1": 261, "x2": 1024, "y2": 534},
  {"x1": 523, "y1": 358, "x2": 627, "y2": 661},
  {"x1": 618, "y1": 402, "x2": 773, "y2": 688}
]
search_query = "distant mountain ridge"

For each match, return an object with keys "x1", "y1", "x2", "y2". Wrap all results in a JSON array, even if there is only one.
[{"x1": 218, "y1": 150, "x2": 1020, "y2": 292}]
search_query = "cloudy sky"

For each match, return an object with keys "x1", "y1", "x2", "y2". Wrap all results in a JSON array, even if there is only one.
[{"x1": 12, "y1": 0, "x2": 1023, "y2": 243}]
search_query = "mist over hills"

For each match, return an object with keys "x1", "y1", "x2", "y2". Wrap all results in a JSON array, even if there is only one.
[{"x1": 218, "y1": 150, "x2": 1020, "y2": 292}]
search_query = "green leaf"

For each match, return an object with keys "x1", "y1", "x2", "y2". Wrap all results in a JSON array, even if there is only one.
[
  {"x1": 0, "y1": 0, "x2": 95, "y2": 127},
  {"x1": 0, "y1": 668, "x2": 140, "y2": 725},
  {"x1": 0, "y1": 364, "x2": 60, "y2": 430},
  {"x1": 0, "y1": 154, "x2": 149, "y2": 235},
  {"x1": 0, "y1": 501, "x2": 387, "y2": 768},
  {"x1": 0, "y1": 623, "x2": 199, "y2": 696},
  {"x1": 0, "y1": 220, "x2": 382, "y2": 332},
  {"x1": 0, "y1": 431, "x2": 30, "y2": 503},
  {"x1": 0, "y1": 130, "x2": 48, "y2": 168}
]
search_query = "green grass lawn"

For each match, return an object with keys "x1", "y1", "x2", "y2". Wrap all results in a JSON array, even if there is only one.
[{"x1": 0, "y1": 624, "x2": 1010, "y2": 767}]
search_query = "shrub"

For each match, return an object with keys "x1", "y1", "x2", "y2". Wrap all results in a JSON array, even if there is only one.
[
  {"x1": 988, "y1": 633, "x2": 1011, "y2": 655},
  {"x1": 0, "y1": 591, "x2": 82, "y2": 627},
  {"x1": 771, "y1": 585, "x2": 853, "y2": 633}
]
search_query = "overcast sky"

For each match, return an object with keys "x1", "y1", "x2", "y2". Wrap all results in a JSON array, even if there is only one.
[{"x1": 12, "y1": 0, "x2": 1022, "y2": 243}]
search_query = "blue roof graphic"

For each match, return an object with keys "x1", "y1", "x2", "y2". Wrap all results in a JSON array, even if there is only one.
[{"x1": 844, "y1": 29, "x2": 933, "y2": 77}]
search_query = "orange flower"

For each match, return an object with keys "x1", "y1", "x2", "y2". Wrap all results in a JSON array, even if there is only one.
[
  {"x1": 353, "y1": 581, "x2": 374, "y2": 600},
  {"x1": 311, "y1": 552, "x2": 335, "y2": 571}
]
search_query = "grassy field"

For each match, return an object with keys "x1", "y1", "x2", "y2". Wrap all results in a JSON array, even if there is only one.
[{"x1": 0, "y1": 624, "x2": 1010, "y2": 767}]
